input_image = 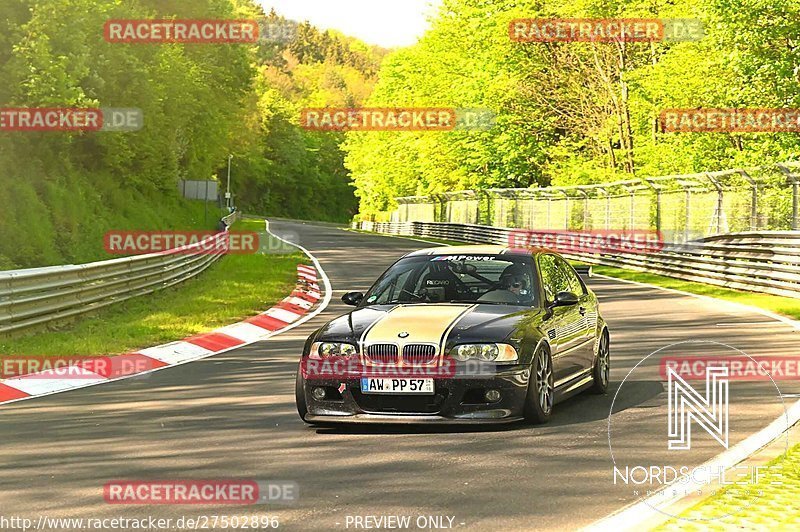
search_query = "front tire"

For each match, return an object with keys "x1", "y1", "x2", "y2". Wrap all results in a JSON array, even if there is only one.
[
  {"x1": 590, "y1": 330, "x2": 610, "y2": 394},
  {"x1": 523, "y1": 346, "x2": 554, "y2": 424},
  {"x1": 295, "y1": 365, "x2": 308, "y2": 422}
]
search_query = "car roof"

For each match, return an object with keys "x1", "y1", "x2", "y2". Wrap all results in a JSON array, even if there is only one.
[{"x1": 403, "y1": 244, "x2": 550, "y2": 257}]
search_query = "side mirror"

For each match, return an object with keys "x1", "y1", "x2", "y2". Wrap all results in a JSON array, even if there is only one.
[
  {"x1": 550, "y1": 291, "x2": 579, "y2": 309},
  {"x1": 341, "y1": 291, "x2": 364, "y2": 306}
]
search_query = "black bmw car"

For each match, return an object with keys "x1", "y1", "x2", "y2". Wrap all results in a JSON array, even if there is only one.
[{"x1": 296, "y1": 245, "x2": 609, "y2": 424}]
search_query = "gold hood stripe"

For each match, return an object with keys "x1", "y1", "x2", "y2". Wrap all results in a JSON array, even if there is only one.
[{"x1": 363, "y1": 304, "x2": 476, "y2": 348}]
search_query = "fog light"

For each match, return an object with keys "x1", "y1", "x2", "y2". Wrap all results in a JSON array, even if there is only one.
[
  {"x1": 312, "y1": 387, "x2": 327, "y2": 400},
  {"x1": 484, "y1": 389, "x2": 501, "y2": 402}
]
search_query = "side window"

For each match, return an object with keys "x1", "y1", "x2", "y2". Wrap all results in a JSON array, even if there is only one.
[
  {"x1": 555, "y1": 257, "x2": 586, "y2": 296},
  {"x1": 371, "y1": 262, "x2": 418, "y2": 304},
  {"x1": 539, "y1": 255, "x2": 570, "y2": 303}
]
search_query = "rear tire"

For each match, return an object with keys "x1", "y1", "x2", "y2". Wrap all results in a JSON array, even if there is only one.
[
  {"x1": 523, "y1": 346, "x2": 554, "y2": 424},
  {"x1": 295, "y1": 365, "x2": 308, "y2": 422},
  {"x1": 590, "y1": 330, "x2": 610, "y2": 394}
]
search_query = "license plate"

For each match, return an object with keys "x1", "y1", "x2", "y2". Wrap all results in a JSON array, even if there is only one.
[{"x1": 360, "y1": 378, "x2": 434, "y2": 395}]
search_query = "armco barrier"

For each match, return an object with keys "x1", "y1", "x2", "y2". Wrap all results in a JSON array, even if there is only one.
[
  {"x1": 354, "y1": 221, "x2": 800, "y2": 299},
  {"x1": 0, "y1": 264, "x2": 321, "y2": 405},
  {"x1": 0, "y1": 211, "x2": 240, "y2": 335}
]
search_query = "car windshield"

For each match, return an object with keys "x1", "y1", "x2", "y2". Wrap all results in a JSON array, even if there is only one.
[{"x1": 362, "y1": 254, "x2": 539, "y2": 306}]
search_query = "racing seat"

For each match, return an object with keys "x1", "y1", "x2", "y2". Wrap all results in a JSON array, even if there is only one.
[{"x1": 420, "y1": 267, "x2": 461, "y2": 302}]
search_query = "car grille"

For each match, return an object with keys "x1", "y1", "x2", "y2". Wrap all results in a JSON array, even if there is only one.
[
  {"x1": 352, "y1": 388, "x2": 448, "y2": 415},
  {"x1": 402, "y1": 344, "x2": 438, "y2": 365},
  {"x1": 365, "y1": 344, "x2": 399, "y2": 365}
]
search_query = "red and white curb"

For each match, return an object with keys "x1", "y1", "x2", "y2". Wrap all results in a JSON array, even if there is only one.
[{"x1": 0, "y1": 222, "x2": 332, "y2": 406}]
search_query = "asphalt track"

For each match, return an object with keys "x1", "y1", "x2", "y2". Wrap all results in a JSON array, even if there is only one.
[{"x1": 1, "y1": 220, "x2": 798, "y2": 531}]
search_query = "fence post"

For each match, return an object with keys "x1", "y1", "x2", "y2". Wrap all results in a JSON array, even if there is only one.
[
  {"x1": 655, "y1": 189, "x2": 662, "y2": 234},
  {"x1": 705, "y1": 173, "x2": 725, "y2": 235},
  {"x1": 737, "y1": 170, "x2": 758, "y2": 231},
  {"x1": 623, "y1": 185, "x2": 635, "y2": 230},
  {"x1": 684, "y1": 185, "x2": 691, "y2": 243},
  {"x1": 578, "y1": 189, "x2": 589, "y2": 230},
  {"x1": 597, "y1": 188, "x2": 609, "y2": 229},
  {"x1": 478, "y1": 190, "x2": 494, "y2": 226},
  {"x1": 565, "y1": 194, "x2": 571, "y2": 229},
  {"x1": 683, "y1": 187, "x2": 692, "y2": 239},
  {"x1": 776, "y1": 164, "x2": 798, "y2": 230},
  {"x1": 753, "y1": 183, "x2": 758, "y2": 231},
  {"x1": 555, "y1": 190, "x2": 569, "y2": 230},
  {"x1": 204, "y1": 180, "x2": 209, "y2": 225},
  {"x1": 642, "y1": 178, "x2": 661, "y2": 237},
  {"x1": 435, "y1": 194, "x2": 447, "y2": 223},
  {"x1": 512, "y1": 191, "x2": 522, "y2": 228}
]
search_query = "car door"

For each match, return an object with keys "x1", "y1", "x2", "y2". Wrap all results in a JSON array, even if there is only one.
[
  {"x1": 538, "y1": 254, "x2": 585, "y2": 384},
  {"x1": 553, "y1": 256, "x2": 597, "y2": 372}
]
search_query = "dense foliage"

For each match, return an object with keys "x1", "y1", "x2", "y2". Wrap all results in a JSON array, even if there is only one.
[
  {"x1": 0, "y1": 0, "x2": 383, "y2": 268},
  {"x1": 6, "y1": 0, "x2": 799, "y2": 264},
  {"x1": 345, "y1": 0, "x2": 800, "y2": 215},
  {"x1": 233, "y1": 10, "x2": 386, "y2": 222}
]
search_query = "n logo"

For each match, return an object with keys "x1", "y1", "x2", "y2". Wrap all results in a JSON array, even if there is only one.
[{"x1": 667, "y1": 365, "x2": 729, "y2": 450}]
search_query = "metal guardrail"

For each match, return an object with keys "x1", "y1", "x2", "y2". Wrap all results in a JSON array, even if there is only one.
[
  {"x1": 0, "y1": 211, "x2": 241, "y2": 335},
  {"x1": 354, "y1": 220, "x2": 800, "y2": 300}
]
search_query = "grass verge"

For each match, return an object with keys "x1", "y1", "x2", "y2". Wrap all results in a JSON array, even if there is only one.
[
  {"x1": 589, "y1": 265, "x2": 800, "y2": 321},
  {"x1": 0, "y1": 219, "x2": 305, "y2": 356}
]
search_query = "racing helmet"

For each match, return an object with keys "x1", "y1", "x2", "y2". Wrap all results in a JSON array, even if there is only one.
[{"x1": 499, "y1": 264, "x2": 529, "y2": 291}]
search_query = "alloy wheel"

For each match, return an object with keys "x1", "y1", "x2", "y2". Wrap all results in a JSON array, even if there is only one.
[
  {"x1": 536, "y1": 350, "x2": 554, "y2": 414},
  {"x1": 598, "y1": 333, "x2": 610, "y2": 387}
]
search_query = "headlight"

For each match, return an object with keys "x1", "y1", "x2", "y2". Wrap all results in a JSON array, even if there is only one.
[
  {"x1": 450, "y1": 343, "x2": 518, "y2": 362},
  {"x1": 310, "y1": 342, "x2": 357, "y2": 359}
]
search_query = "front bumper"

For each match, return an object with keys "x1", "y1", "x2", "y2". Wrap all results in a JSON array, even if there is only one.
[
  {"x1": 304, "y1": 414, "x2": 522, "y2": 425},
  {"x1": 301, "y1": 366, "x2": 530, "y2": 424}
]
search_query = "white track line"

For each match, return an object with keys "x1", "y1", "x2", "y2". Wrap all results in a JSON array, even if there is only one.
[{"x1": 264, "y1": 220, "x2": 333, "y2": 334}]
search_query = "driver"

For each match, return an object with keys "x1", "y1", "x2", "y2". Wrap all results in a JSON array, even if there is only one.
[
  {"x1": 504, "y1": 274, "x2": 527, "y2": 298},
  {"x1": 478, "y1": 264, "x2": 531, "y2": 304}
]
